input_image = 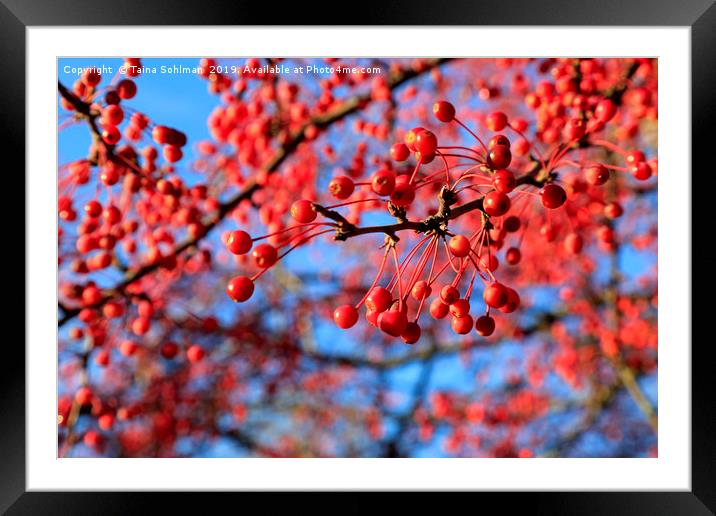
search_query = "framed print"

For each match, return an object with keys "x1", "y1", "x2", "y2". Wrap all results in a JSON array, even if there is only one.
[{"x1": 6, "y1": 0, "x2": 713, "y2": 512}]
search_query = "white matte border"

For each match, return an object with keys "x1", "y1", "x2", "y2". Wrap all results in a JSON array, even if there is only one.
[{"x1": 28, "y1": 27, "x2": 690, "y2": 490}]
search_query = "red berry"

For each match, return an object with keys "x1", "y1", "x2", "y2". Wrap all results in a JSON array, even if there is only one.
[
  {"x1": 81, "y1": 68, "x2": 101, "y2": 87},
  {"x1": 377, "y1": 309, "x2": 408, "y2": 337},
  {"x1": 187, "y1": 345, "x2": 205, "y2": 363},
  {"x1": 440, "y1": 285, "x2": 460, "y2": 305},
  {"x1": 75, "y1": 386, "x2": 93, "y2": 405},
  {"x1": 505, "y1": 247, "x2": 521, "y2": 265},
  {"x1": 486, "y1": 112, "x2": 508, "y2": 132},
  {"x1": 564, "y1": 233, "x2": 584, "y2": 254},
  {"x1": 390, "y1": 143, "x2": 410, "y2": 161},
  {"x1": 483, "y1": 191, "x2": 511, "y2": 217},
  {"x1": 415, "y1": 130, "x2": 438, "y2": 157},
  {"x1": 102, "y1": 126, "x2": 121, "y2": 145},
  {"x1": 483, "y1": 282, "x2": 509, "y2": 308},
  {"x1": 430, "y1": 298, "x2": 449, "y2": 319},
  {"x1": 404, "y1": 127, "x2": 425, "y2": 151},
  {"x1": 449, "y1": 298, "x2": 471, "y2": 318},
  {"x1": 604, "y1": 202, "x2": 623, "y2": 219},
  {"x1": 539, "y1": 184, "x2": 567, "y2": 209},
  {"x1": 334, "y1": 305, "x2": 359, "y2": 329},
  {"x1": 595, "y1": 99, "x2": 617, "y2": 122},
  {"x1": 161, "y1": 341, "x2": 179, "y2": 359},
  {"x1": 152, "y1": 125, "x2": 173, "y2": 145},
  {"x1": 102, "y1": 105, "x2": 124, "y2": 126},
  {"x1": 493, "y1": 169, "x2": 516, "y2": 193},
  {"x1": 163, "y1": 144, "x2": 183, "y2": 163},
  {"x1": 448, "y1": 235, "x2": 471, "y2": 258},
  {"x1": 390, "y1": 181, "x2": 415, "y2": 207},
  {"x1": 329, "y1": 176, "x2": 355, "y2": 200},
  {"x1": 401, "y1": 322, "x2": 421, "y2": 344},
  {"x1": 290, "y1": 199, "x2": 317, "y2": 223},
  {"x1": 630, "y1": 162, "x2": 652, "y2": 180},
  {"x1": 411, "y1": 280, "x2": 432, "y2": 301},
  {"x1": 433, "y1": 100, "x2": 455, "y2": 123},
  {"x1": 489, "y1": 135, "x2": 511, "y2": 149},
  {"x1": 120, "y1": 339, "x2": 138, "y2": 356},
  {"x1": 117, "y1": 79, "x2": 137, "y2": 99},
  {"x1": 499, "y1": 288, "x2": 520, "y2": 313},
  {"x1": 371, "y1": 169, "x2": 396, "y2": 196},
  {"x1": 98, "y1": 413, "x2": 114, "y2": 430},
  {"x1": 252, "y1": 243, "x2": 278, "y2": 268},
  {"x1": 366, "y1": 286, "x2": 392, "y2": 313},
  {"x1": 488, "y1": 145, "x2": 512, "y2": 169},
  {"x1": 585, "y1": 164, "x2": 610, "y2": 185},
  {"x1": 625, "y1": 150, "x2": 645, "y2": 165},
  {"x1": 451, "y1": 314, "x2": 474, "y2": 335},
  {"x1": 226, "y1": 230, "x2": 253, "y2": 255},
  {"x1": 564, "y1": 118, "x2": 586, "y2": 140},
  {"x1": 226, "y1": 276, "x2": 254, "y2": 302},
  {"x1": 503, "y1": 215, "x2": 521, "y2": 232},
  {"x1": 475, "y1": 315, "x2": 496, "y2": 336}
]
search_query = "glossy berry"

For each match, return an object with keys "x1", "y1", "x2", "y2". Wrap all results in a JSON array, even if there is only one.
[
  {"x1": 411, "y1": 280, "x2": 432, "y2": 300},
  {"x1": 488, "y1": 145, "x2": 512, "y2": 169},
  {"x1": 117, "y1": 79, "x2": 137, "y2": 99},
  {"x1": 390, "y1": 181, "x2": 416, "y2": 207},
  {"x1": 483, "y1": 282, "x2": 509, "y2": 309},
  {"x1": 493, "y1": 169, "x2": 516, "y2": 193},
  {"x1": 448, "y1": 235, "x2": 471, "y2": 258},
  {"x1": 390, "y1": 143, "x2": 410, "y2": 161},
  {"x1": 595, "y1": 99, "x2": 617, "y2": 122},
  {"x1": 252, "y1": 244, "x2": 278, "y2": 268},
  {"x1": 371, "y1": 169, "x2": 396, "y2": 196},
  {"x1": 102, "y1": 126, "x2": 121, "y2": 145},
  {"x1": 290, "y1": 200, "x2": 317, "y2": 223},
  {"x1": 483, "y1": 191, "x2": 511, "y2": 217},
  {"x1": 414, "y1": 130, "x2": 438, "y2": 157},
  {"x1": 451, "y1": 314, "x2": 474, "y2": 335},
  {"x1": 585, "y1": 164, "x2": 609, "y2": 186},
  {"x1": 489, "y1": 135, "x2": 511, "y2": 149},
  {"x1": 334, "y1": 305, "x2": 359, "y2": 329},
  {"x1": 430, "y1": 298, "x2": 450, "y2": 319},
  {"x1": 539, "y1": 184, "x2": 567, "y2": 209},
  {"x1": 401, "y1": 322, "x2": 421, "y2": 344},
  {"x1": 433, "y1": 100, "x2": 455, "y2": 123},
  {"x1": 226, "y1": 230, "x2": 253, "y2": 255},
  {"x1": 630, "y1": 162, "x2": 652, "y2": 180},
  {"x1": 366, "y1": 286, "x2": 392, "y2": 313},
  {"x1": 475, "y1": 315, "x2": 496, "y2": 336},
  {"x1": 378, "y1": 309, "x2": 408, "y2": 337},
  {"x1": 486, "y1": 111, "x2": 508, "y2": 132},
  {"x1": 328, "y1": 176, "x2": 355, "y2": 200},
  {"x1": 440, "y1": 285, "x2": 460, "y2": 305},
  {"x1": 499, "y1": 288, "x2": 520, "y2": 313},
  {"x1": 226, "y1": 276, "x2": 254, "y2": 302},
  {"x1": 449, "y1": 298, "x2": 471, "y2": 318}
]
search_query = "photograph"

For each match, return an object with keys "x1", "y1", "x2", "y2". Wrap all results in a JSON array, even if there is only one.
[{"x1": 56, "y1": 56, "x2": 659, "y2": 459}]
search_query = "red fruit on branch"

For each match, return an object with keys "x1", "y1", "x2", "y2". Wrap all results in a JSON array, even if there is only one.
[
  {"x1": 585, "y1": 164, "x2": 610, "y2": 186},
  {"x1": 226, "y1": 276, "x2": 254, "y2": 302},
  {"x1": 371, "y1": 169, "x2": 396, "y2": 196},
  {"x1": 483, "y1": 191, "x2": 511, "y2": 217},
  {"x1": 328, "y1": 176, "x2": 355, "y2": 200},
  {"x1": 484, "y1": 282, "x2": 509, "y2": 309},
  {"x1": 334, "y1": 305, "x2": 359, "y2": 329},
  {"x1": 433, "y1": 100, "x2": 455, "y2": 123},
  {"x1": 451, "y1": 314, "x2": 474, "y2": 335},
  {"x1": 475, "y1": 315, "x2": 496, "y2": 336},
  {"x1": 378, "y1": 309, "x2": 408, "y2": 337},
  {"x1": 539, "y1": 184, "x2": 567, "y2": 209},
  {"x1": 366, "y1": 287, "x2": 392, "y2": 313},
  {"x1": 252, "y1": 244, "x2": 278, "y2": 268},
  {"x1": 448, "y1": 235, "x2": 471, "y2": 258},
  {"x1": 290, "y1": 200, "x2": 317, "y2": 223},
  {"x1": 226, "y1": 230, "x2": 253, "y2": 255}
]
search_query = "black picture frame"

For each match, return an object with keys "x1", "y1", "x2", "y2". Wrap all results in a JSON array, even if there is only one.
[{"x1": 6, "y1": 0, "x2": 712, "y2": 512}]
